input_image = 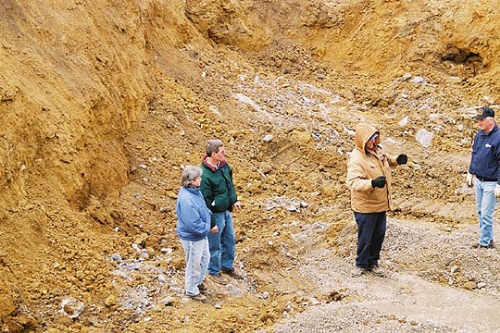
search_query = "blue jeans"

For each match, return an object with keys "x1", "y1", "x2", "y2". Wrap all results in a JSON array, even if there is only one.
[
  {"x1": 207, "y1": 211, "x2": 236, "y2": 275},
  {"x1": 354, "y1": 211, "x2": 386, "y2": 268},
  {"x1": 179, "y1": 237, "x2": 209, "y2": 296},
  {"x1": 475, "y1": 179, "x2": 497, "y2": 246}
]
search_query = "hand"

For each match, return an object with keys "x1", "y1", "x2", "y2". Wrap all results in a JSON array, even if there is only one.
[
  {"x1": 396, "y1": 154, "x2": 408, "y2": 165},
  {"x1": 466, "y1": 173, "x2": 474, "y2": 187},
  {"x1": 233, "y1": 201, "x2": 241, "y2": 211},
  {"x1": 371, "y1": 176, "x2": 387, "y2": 188},
  {"x1": 210, "y1": 225, "x2": 219, "y2": 234},
  {"x1": 495, "y1": 185, "x2": 500, "y2": 198}
]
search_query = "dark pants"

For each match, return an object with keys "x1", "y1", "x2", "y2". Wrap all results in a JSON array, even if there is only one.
[{"x1": 353, "y1": 211, "x2": 387, "y2": 268}]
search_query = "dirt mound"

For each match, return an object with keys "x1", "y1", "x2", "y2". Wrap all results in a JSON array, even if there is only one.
[{"x1": 1, "y1": 1, "x2": 499, "y2": 332}]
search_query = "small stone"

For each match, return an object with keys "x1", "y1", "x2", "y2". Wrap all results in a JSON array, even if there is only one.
[
  {"x1": 104, "y1": 295, "x2": 117, "y2": 308},
  {"x1": 402, "y1": 73, "x2": 412, "y2": 81},
  {"x1": 412, "y1": 76, "x2": 426, "y2": 85},
  {"x1": 161, "y1": 296, "x2": 176, "y2": 306},
  {"x1": 61, "y1": 297, "x2": 85, "y2": 319},
  {"x1": 263, "y1": 134, "x2": 273, "y2": 142},
  {"x1": 161, "y1": 248, "x2": 173, "y2": 254},
  {"x1": 463, "y1": 281, "x2": 477, "y2": 290},
  {"x1": 398, "y1": 116, "x2": 408, "y2": 127},
  {"x1": 111, "y1": 253, "x2": 122, "y2": 262},
  {"x1": 266, "y1": 204, "x2": 277, "y2": 211}
]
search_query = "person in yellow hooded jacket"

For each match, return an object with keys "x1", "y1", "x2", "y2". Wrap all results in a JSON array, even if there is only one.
[{"x1": 346, "y1": 123, "x2": 408, "y2": 277}]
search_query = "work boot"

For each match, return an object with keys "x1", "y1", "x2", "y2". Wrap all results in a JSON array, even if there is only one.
[
  {"x1": 369, "y1": 265, "x2": 386, "y2": 277},
  {"x1": 222, "y1": 268, "x2": 243, "y2": 280},
  {"x1": 350, "y1": 267, "x2": 368, "y2": 277},
  {"x1": 198, "y1": 282, "x2": 207, "y2": 294},
  {"x1": 471, "y1": 242, "x2": 493, "y2": 249},
  {"x1": 189, "y1": 293, "x2": 207, "y2": 302},
  {"x1": 208, "y1": 273, "x2": 229, "y2": 285}
]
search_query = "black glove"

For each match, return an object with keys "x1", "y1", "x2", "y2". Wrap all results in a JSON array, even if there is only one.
[
  {"x1": 396, "y1": 154, "x2": 408, "y2": 165},
  {"x1": 371, "y1": 176, "x2": 386, "y2": 188}
]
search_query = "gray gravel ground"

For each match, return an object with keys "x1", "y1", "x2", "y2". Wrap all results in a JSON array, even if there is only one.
[{"x1": 270, "y1": 218, "x2": 500, "y2": 333}]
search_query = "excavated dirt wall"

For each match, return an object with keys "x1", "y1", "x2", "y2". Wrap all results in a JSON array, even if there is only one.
[{"x1": 1, "y1": 1, "x2": 500, "y2": 332}]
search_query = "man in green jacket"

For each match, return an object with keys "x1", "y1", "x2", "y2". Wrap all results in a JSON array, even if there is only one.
[{"x1": 200, "y1": 139, "x2": 243, "y2": 284}]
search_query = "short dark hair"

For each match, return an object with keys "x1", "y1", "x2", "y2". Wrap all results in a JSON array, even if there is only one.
[{"x1": 206, "y1": 139, "x2": 224, "y2": 157}]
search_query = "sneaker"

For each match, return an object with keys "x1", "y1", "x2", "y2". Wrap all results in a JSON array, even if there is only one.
[
  {"x1": 350, "y1": 267, "x2": 368, "y2": 277},
  {"x1": 221, "y1": 268, "x2": 243, "y2": 280},
  {"x1": 369, "y1": 265, "x2": 386, "y2": 277},
  {"x1": 489, "y1": 240, "x2": 496, "y2": 248},
  {"x1": 198, "y1": 283, "x2": 207, "y2": 293},
  {"x1": 208, "y1": 273, "x2": 229, "y2": 285},
  {"x1": 189, "y1": 293, "x2": 207, "y2": 302}
]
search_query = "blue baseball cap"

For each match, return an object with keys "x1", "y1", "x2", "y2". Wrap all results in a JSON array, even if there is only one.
[{"x1": 474, "y1": 106, "x2": 495, "y2": 120}]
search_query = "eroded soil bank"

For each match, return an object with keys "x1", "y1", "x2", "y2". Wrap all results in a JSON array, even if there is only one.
[{"x1": 1, "y1": 1, "x2": 499, "y2": 332}]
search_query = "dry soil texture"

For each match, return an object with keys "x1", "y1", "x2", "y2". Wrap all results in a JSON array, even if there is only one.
[{"x1": 1, "y1": 1, "x2": 500, "y2": 332}]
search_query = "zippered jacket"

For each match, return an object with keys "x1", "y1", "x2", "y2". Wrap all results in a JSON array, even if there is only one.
[
  {"x1": 469, "y1": 124, "x2": 500, "y2": 183},
  {"x1": 346, "y1": 123, "x2": 399, "y2": 213},
  {"x1": 200, "y1": 156, "x2": 238, "y2": 226},
  {"x1": 176, "y1": 186, "x2": 211, "y2": 241}
]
